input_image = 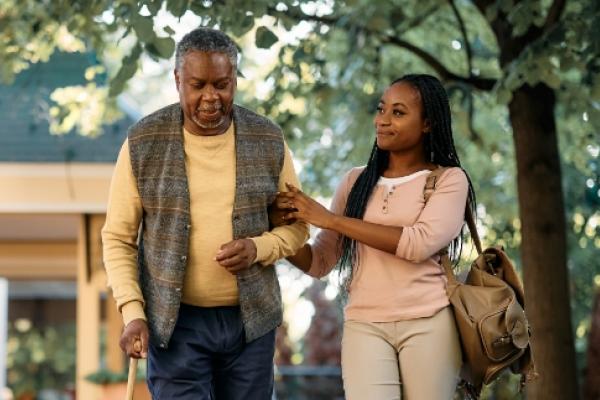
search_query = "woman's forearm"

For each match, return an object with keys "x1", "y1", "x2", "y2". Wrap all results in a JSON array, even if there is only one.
[
  {"x1": 326, "y1": 215, "x2": 403, "y2": 255},
  {"x1": 282, "y1": 184, "x2": 403, "y2": 256},
  {"x1": 286, "y1": 243, "x2": 313, "y2": 273}
]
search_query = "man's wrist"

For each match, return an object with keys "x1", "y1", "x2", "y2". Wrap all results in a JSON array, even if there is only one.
[
  {"x1": 245, "y1": 238, "x2": 258, "y2": 263},
  {"x1": 121, "y1": 301, "x2": 147, "y2": 326},
  {"x1": 250, "y1": 236, "x2": 272, "y2": 264}
]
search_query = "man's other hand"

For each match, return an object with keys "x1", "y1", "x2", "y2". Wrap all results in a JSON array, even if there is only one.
[
  {"x1": 120, "y1": 318, "x2": 149, "y2": 359},
  {"x1": 215, "y1": 239, "x2": 257, "y2": 274}
]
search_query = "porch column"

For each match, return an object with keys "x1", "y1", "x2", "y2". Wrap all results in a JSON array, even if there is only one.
[
  {"x1": 76, "y1": 214, "x2": 101, "y2": 399},
  {"x1": 0, "y1": 278, "x2": 7, "y2": 391},
  {"x1": 105, "y1": 290, "x2": 124, "y2": 372}
]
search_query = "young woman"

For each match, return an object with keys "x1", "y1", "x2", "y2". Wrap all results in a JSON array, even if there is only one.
[{"x1": 277, "y1": 74, "x2": 476, "y2": 399}]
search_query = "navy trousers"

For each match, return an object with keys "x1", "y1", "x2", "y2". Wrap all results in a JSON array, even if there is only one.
[{"x1": 147, "y1": 304, "x2": 276, "y2": 400}]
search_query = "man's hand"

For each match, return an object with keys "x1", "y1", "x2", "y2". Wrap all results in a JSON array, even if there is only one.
[
  {"x1": 120, "y1": 318, "x2": 149, "y2": 359},
  {"x1": 215, "y1": 239, "x2": 257, "y2": 274}
]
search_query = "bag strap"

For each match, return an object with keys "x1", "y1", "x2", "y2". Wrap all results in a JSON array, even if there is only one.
[
  {"x1": 424, "y1": 167, "x2": 482, "y2": 255},
  {"x1": 426, "y1": 168, "x2": 538, "y2": 387},
  {"x1": 423, "y1": 167, "x2": 462, "y2": 290}
]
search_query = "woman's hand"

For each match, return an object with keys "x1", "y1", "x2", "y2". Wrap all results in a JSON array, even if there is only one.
[
  {"x1": 269, "y1": 192, "x2": 298, "y2": 227},
  {"x1": 280, "y1": 183, "x2": 336, "y2": 229}
]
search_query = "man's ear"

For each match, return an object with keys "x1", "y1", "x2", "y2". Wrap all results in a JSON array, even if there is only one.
[{"x1": 174, "y1": 68, "x2": 180, "y2": 91}]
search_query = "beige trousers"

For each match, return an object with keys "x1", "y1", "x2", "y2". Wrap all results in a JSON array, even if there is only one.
[{"x1": 341, "y1": 307, "x2": 462, "y2": 400}]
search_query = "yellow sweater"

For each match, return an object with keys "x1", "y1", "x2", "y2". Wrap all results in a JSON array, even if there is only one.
[{"x1": 101, "y1": 123, "x2": 309, "y2": 325}]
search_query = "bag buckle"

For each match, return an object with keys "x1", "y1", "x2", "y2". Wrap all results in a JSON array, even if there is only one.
[{"x1": 492, "y1": 335, "x2": 512, "y2": 347}]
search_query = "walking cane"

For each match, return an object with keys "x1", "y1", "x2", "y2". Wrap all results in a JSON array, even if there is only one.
[{"x1": 125, "y1": 340, "x2": 142, "y2": 400}]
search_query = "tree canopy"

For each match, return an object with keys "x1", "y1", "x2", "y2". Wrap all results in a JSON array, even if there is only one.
[{"x1": 1, "y1": 0, "x2": 598, "y2": 397}]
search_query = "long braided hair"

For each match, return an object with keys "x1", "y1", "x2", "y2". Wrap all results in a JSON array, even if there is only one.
[{"x1": 336, "y1": 74, "x2": 477, "y2": 293}]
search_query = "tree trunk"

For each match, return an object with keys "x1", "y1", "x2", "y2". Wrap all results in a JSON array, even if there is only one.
[
  {"x1": 508, "y1": 83, "x2": 579, "y2": 400},
  {"x1": 584, "y1": 291, "x2": 600, "y2": 400}
]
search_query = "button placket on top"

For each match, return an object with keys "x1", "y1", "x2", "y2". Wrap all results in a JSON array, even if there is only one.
[{"x1": 382, "y1": 184, "x2": 396, "y2": 214}]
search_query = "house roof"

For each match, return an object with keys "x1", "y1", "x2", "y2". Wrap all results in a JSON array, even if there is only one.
[{"x1": 0, "y1": 51, "x2": 135, "y2": 163}]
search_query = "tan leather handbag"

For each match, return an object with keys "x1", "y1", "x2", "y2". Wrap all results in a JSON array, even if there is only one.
[{"x1": 424, "y1": 168, "x2": 537, "y2": 397}]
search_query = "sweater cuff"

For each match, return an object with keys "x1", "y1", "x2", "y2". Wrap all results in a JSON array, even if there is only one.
[
  {"x1": 121, "y1": 301, "x2": 147, "y2": 326},
  {"x1": 396, "y1": 227, "x2": 419, "y2": 261},
  {"x1": 250, "y1": 236, "x2": 275, "y2": 266}
]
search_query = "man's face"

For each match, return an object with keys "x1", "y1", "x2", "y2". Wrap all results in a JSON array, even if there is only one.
[{"x1": 174, "y1": 50, "x2": 236, "y2": 136}]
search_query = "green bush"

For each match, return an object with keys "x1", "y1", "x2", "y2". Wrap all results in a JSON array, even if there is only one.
[
  {"x1": 84, "y1": 369, "x2": 128, "y2": 384},
  {"x1": 7, "y1": 320, "x2": 76, "y2": 398}
]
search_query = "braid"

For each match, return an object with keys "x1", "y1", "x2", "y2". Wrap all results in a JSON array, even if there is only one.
[
  {"x1": 336, "y1": 74, "x2": 477, "y2": 294},
  {"x1": 336, "y1": 143, "x2": 388, "y2": 293},
  {"x1": 391, "y1": 74, "x2": 477, "y2": 263}
]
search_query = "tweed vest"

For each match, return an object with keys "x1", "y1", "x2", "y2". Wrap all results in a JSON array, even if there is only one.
[{"x1": 128, "y1": 103, "x2": 284, "y2": 348}]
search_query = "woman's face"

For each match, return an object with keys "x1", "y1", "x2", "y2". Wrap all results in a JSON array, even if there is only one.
[{"x1": 373, "y1": 81, "x2": 429, "y2": 154}]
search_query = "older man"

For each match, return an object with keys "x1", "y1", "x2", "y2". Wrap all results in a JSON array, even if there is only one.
[{"x1": 101, "y1": 28, "x2": 308, "y2": 399}]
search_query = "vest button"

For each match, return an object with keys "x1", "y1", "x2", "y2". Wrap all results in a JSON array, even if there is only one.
[
  {"x1": 186, "y1": 224, "x2": 191, "y2": 230},
  {"x1": 233, "y1": 215, "x2": 239, "y2": 220},
  {"x1": 181, "y1": 255, "x2": 187, "y2": 261},
  {"x1": 159, "y1": 343, "x2": 166, "y2": 348}
]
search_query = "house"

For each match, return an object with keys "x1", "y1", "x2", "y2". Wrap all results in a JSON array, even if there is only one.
[{"x1": 0, "y1": 51, "x2": 138, "y2": 399}]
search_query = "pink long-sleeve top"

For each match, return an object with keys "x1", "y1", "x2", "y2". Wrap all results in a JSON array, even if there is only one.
[{"x1": 308, "y1": 167, "x2": 468, "y2": 322}]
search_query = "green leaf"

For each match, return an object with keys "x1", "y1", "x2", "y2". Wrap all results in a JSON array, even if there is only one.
[
  {"x1": 523, "y1": 65, "x2": 540, "y2": 86},
  {"x1": 293, "y1": 47, "x2": 306, "y2": 64},
  {"x1": 109, "y1": 45, "x2": 142, "y2": 97},
  {"x1": 496, "y1": 87, "x2": 513, "y2": 104},
  {"x1": 280, "y1": 15, "x2": 295, "y2": 31},
  {"x1": 189, "y1": 1, "x2": 208, "y2": 15},
  {"x1": 367, "y1": 16, "x2": 390, "y2": 31},
  {"x1": 131, "y1": 14, "x2": 155, "y2": 42},
  {"x1": 167, "y1": 0, "x2": 188, "y2": 18},
  {"x1": 109, "y1": 63, "x2": 137, "y2": 97},
  {"x1": 147, "y1": 36, "x2": 176, "y2": 58},
  {"x1": 163, "y1": 25, "x2": 176, "y2": 35},
  {"x1": 543, "y1": 72, "x2": 561, "y2": 90},
  {"x1": 255, "y1": 26, "x2": 278, "y2": 49},
  {"x1": 590, "y1": 77, "x2": 600, "y2": 101},
  {"x1": 485, "y1": 3, "x2": 498, "y2": 22},
  {"x1": 119, "y1": 26, "x2": 132, "y2": 41},
  {"x1": 236, "y1": 15, "x2": 255, "y2": 36},
  {"x1": 144, "y1": 0, "x2": 162, "y2": 15},
  {"x1": 499, "y1": 0, "x2": 513, "y2": 13}
]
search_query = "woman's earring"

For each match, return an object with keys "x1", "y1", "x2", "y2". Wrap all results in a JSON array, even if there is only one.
[{"x1": 428, "y1": 134, "x2": 434, "y2": 162}]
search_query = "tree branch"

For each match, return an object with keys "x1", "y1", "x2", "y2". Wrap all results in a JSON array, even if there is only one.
[
  {"x1": 448, "y1": 0, "x2": 473, "y2": 74},
  {"x1": 379, "y1": 34, "x2": 496, "y2": 90},
  {"x1": 543, "y1": 0, "x2": 567, "y2": 32},
  {"x1": 446, "y1": 0, "x2": 483, "y2": 142},
  {"x1": 402, "y1": 3, "x2": 440, "y2": 32},
  {"x1": 268, "y1": 6, "x2": 497, "y2": 91}
]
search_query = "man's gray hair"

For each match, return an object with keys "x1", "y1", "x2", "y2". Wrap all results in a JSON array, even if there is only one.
[{"x1": 175, "y1": 28, "x2": 238, "y2": 71}]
